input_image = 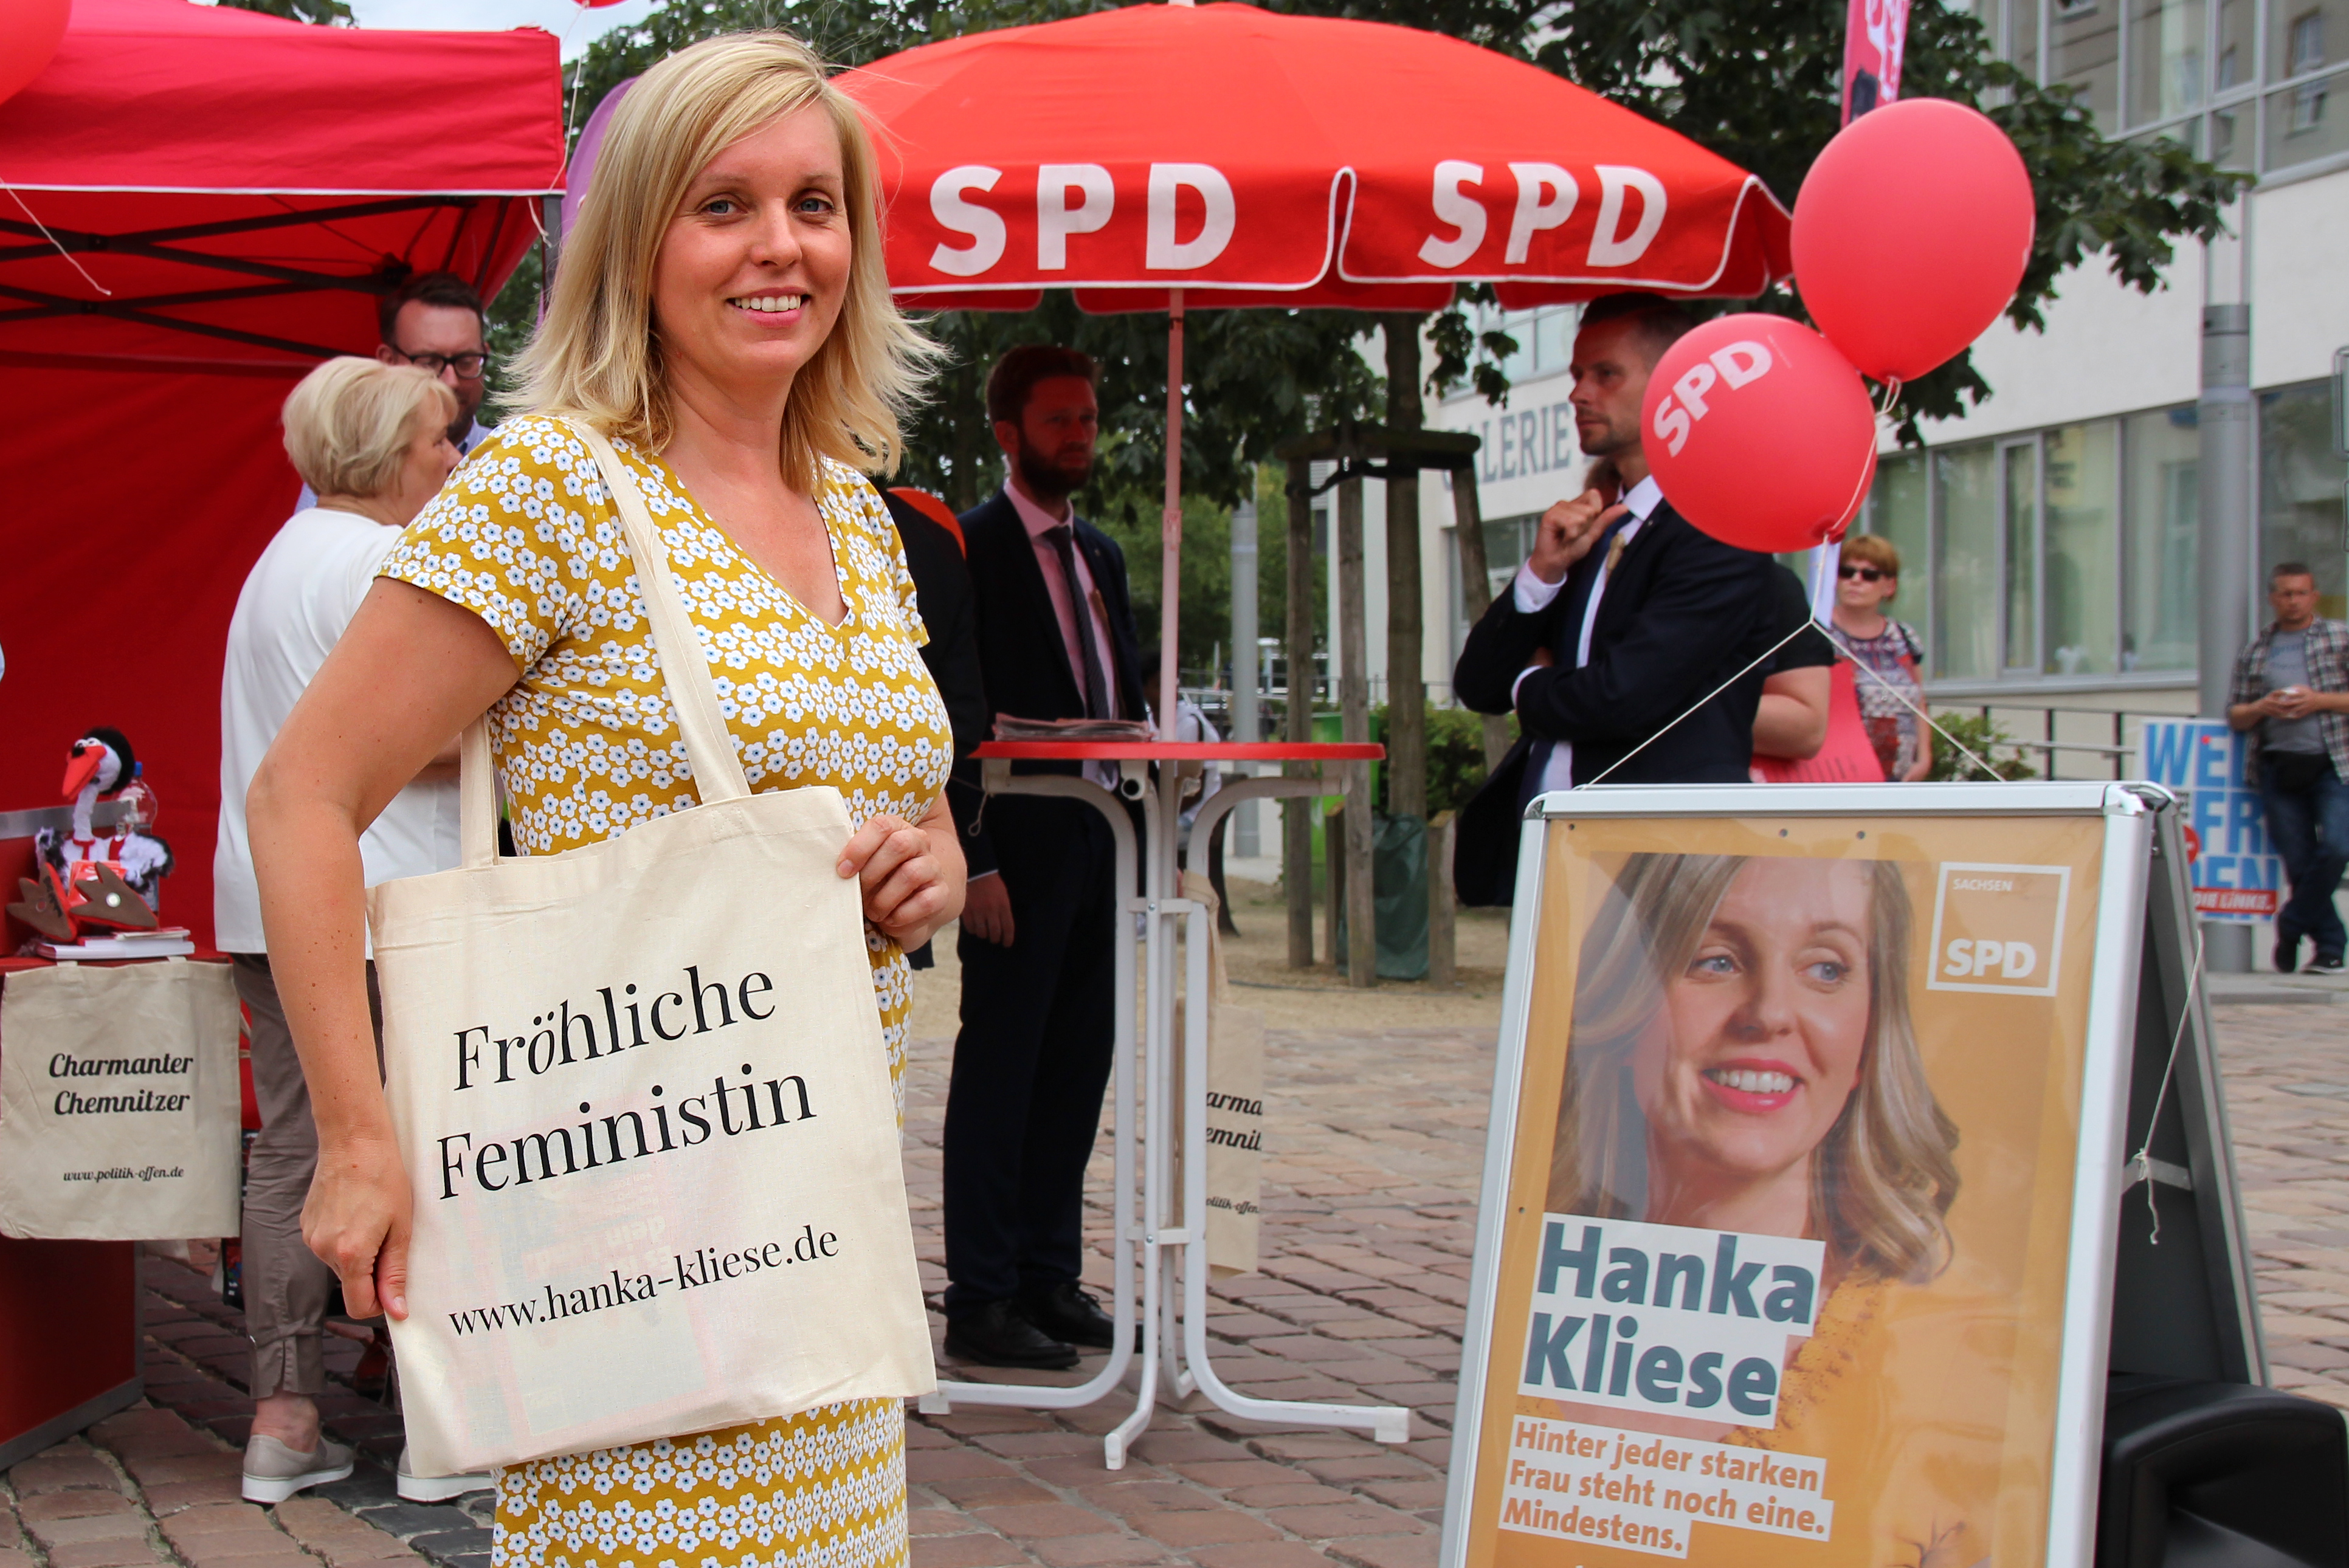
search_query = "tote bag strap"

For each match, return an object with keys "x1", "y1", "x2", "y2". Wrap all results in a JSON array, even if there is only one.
[{"x1": 455, "y1": 421, "x2": 756, "y2": 870}]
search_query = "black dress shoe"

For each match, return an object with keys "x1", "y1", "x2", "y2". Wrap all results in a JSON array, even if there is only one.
[
  {"x1": 945, "y1": 1299, "x2": 1078, "y2": 1370},
  {"x1": 1018, "y1": 1282, "x2": 1116, "y2": 1350}
]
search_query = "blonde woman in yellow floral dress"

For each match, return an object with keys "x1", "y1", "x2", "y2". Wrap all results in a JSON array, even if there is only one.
[{"x1": 246, "y1": 33, "x2": 961, "y2": 1568}]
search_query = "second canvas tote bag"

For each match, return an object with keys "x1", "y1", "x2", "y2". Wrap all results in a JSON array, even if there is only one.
[
  {"x1": 371, "y1": 423, "x2": 935, "y2": 1476},
  {"x1": 0, "y1": 958, "x2": 241, "y2": 1241}
]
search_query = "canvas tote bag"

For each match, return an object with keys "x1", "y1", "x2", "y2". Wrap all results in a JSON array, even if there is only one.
[
  {"x1": 370, "y1": 422, "x2": 934, "y2": 1476},
  {"x1": 0, "y1": 957, "x2": 241, "y2": 1240}
]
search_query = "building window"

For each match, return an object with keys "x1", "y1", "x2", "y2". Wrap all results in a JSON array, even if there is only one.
[
  {"x1": 2268, "y1": 70, "x2": 2349, "y2": 157},
  {"x1": 2055, "y1": 0, "x2": 2123, "y2": 123},
  {"x1": 1995, "y1": 0, "x2": 2349, "y2": 171},
  {"x1": 2002, "y1": 439, "x2": 2043, "y2": 670},
  {"x1": 1447, "y1": 512, "x2": 1538, "y2": 662},
  {"x1": 1934, "y1": 445, "x2": 2002, "y2": 681},
  {"x1": 1858, "y1": 405, "x2": 2199, "y2": 686},
  {"x1": 2259, "y1": 380, "x2": 2349, "y2": 619},
  {"x1": 1453, "y1": 304, "x2": 1578, "y2": 396},
  {"x1": 2128, "y1": 0, "x2": 2207, "y2": 125},
  {"x1": 1869, "y1": 452, "x2": 1933, "y2": 656},
  {"x1": 2044, "y1": 422, "x2": 2121, "y2": 673},
  {"x1": 2288, "y1": 7, "x2": 2329, "y2": 74},
  {"x1": 2122, "y1": 405, "x2": 2199, "y2": 670}
]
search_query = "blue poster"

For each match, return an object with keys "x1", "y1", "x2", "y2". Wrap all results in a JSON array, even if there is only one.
[{"x1": 2138, "y1": 720, "x2": 2283, "y2": 922}]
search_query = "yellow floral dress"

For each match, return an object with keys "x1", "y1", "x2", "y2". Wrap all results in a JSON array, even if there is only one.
[{"x1": 380, "y1": 413, "x2": 949, "y2": 1568}]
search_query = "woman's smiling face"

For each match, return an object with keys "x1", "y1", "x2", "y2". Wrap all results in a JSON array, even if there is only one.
[
  {"x1": 1631, "y1": 858, "x2": 1875, "y2": 1198},
  {"x1": 651, "y1": 103, "x2": 852, "y2": 400}
]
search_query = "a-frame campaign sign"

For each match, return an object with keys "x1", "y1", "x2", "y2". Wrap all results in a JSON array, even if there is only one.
[{"x1": 1439, "y1": 782, "x2": 2344, "y2": 1568}]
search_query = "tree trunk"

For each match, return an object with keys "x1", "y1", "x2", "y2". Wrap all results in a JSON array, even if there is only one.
[
  {"x1": 1382, "y1": 314, "x2": 1427, "y2": 821},
  {"x1": 1427, "y1": 812, "x2": 1456, "y2": 988},
  {"x1": 1283, "y1": 457, "x2": 1316, "y2": 969},
  {"x1": 1449, "y1": 457, "x2": 1514, "y2": 771}
]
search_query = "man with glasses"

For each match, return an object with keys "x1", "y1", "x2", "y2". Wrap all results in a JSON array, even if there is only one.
[
  {"x1": 298, "y1": 272, "x2": 491, "y2": 510},
  {"x1": 374, "y1": 271, "x2": 491, "y2": 449}
]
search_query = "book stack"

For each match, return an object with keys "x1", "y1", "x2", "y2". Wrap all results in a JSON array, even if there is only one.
[
  {"x1": 36, "y1": 927, "x2": 196, "y2": 961},
  {"x1": 993, "y1": 715, "x2": 1157, "y2": 741}
]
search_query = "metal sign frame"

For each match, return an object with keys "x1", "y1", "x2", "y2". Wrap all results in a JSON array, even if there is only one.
[{"x1": 1435, "y1": 780, "x2": 2239, "y2": 1568}]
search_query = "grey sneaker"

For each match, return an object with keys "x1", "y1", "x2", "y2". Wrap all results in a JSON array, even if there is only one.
[
  {"x1": 396, "y1": 1446, "x2": 492, "y2": 1502},
  {"x1": 242, "y1": 1434, "x2": 354, "y2": 1504}
]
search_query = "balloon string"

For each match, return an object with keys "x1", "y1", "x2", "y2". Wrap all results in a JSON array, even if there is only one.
[{"x1": 1876, "y1": 376, "x2": 1904, "y2": 420}]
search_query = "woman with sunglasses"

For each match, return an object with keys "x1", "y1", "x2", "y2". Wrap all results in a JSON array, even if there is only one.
[{"x1": 1831, "y1": 537, "x2": 1933, "y2": 781}]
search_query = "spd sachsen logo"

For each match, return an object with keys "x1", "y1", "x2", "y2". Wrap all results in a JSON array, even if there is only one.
[{"x1": 1925, "y1": 862, "x2": 2071, "y2": 997}]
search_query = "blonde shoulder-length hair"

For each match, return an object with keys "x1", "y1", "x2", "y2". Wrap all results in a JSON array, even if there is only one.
[
  {"x1": 1546, "y1": 853, "x2": 1961, "y2": 1285},
  {"x1": 510, "y1": 31, "x2": 936, "y2": 492}
]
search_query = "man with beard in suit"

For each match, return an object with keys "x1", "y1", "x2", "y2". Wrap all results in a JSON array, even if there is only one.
[
  {"x1": 1451, "y1": 293, "x2": 1776, "y2": 907},
  {"x1": 942, "y1": 346, "x2": 1145, "y2": 1368}
]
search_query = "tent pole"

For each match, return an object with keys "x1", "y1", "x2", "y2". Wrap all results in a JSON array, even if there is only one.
[{"x1": 1158, "y1": 291, "x2": 1185, "y2": 741}]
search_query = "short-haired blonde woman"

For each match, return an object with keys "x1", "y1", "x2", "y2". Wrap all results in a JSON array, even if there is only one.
[
  {"x1": 219, "y1": 357, "x2": 461, "y2": 1505},
  {"x1": 246, "y1": 33, "x2": 962, "y2": 1568}
]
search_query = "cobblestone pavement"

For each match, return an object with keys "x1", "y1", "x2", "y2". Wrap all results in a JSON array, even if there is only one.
[
  {"x1": 2207, "y1": 1002, "x2": 2349, "y2": 1411},
  {"x1": 5, "y1": 1000, "x2": 2344, "y2": 1568}
]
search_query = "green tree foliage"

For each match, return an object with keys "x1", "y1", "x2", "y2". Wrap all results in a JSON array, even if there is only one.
[
  {"x1": 216, "y1": 0, "x2": 354, "y2": 22},
  {"x1": 483, "y1": 0, "x2": 2248, "y2": 681}
]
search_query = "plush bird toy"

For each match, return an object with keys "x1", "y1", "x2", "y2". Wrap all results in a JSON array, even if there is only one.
[{"x1": 9, "y1": 727, "x2": 176, "y2": 941}]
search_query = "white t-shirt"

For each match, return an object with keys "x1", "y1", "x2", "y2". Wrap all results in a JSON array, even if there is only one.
[{"x1": 214, "y1": 506, "x2": 460, "y2": 952}]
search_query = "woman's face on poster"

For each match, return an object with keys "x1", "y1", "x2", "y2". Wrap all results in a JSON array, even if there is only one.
[{"x1": 1630, "y1": 859, "x2": 1874, "y2": 1191}]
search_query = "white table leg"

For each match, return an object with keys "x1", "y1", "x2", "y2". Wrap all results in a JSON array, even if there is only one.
[
  {"x1": 920, "y1": 771, "x2": 1144, "y2": 1430},
  {"x1": 929, "y1": 766, "x2": 1407, "y2": 1467},
  {"x1": 1173, "y1": 780, "x2": 1413, "y2": 1444}
]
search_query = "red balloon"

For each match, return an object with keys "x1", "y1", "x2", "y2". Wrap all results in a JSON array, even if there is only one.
[
  {"x1": 1792, "y1": 97, "x2": 2035, "y2": 383},
  {"x1": 0, "y1": 0, "x2": 71, "y2": 109},
  {"x1": 1643, "y1": 314, "x2": 1878, "y2": 554}
]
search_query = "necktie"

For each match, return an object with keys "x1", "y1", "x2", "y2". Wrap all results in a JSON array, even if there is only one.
[
  {"x1": 1046, "y1": 524, "x2": 1113, "y2": 720},
  {"x1": 1519, "y1": 513, "x2": 1637, "y2": 808}
]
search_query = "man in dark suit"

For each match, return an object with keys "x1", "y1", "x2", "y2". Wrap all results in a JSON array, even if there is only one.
[
  {"x1": 1452, "y1": 294, "x2": 1775, "y2": 907},
  {"x1": 943, "y1": 346, "x2": 1145, "y2": 1369}
]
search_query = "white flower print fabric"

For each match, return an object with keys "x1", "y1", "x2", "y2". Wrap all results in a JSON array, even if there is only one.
[{"x1": 380, "y1": 415, "x2": 946, "y2": 1568}]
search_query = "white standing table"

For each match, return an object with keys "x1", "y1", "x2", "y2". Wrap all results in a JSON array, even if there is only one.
[{"x1": 917, "y1": 740, "x2": 1410, "y2": 1468}]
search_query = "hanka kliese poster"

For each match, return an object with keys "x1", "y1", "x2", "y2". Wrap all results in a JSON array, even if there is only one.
[{"x1": 1454, "y1": 811, "x2": 2107, "y2": 1566}]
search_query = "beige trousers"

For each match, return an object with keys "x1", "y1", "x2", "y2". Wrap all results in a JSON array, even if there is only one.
[{"x1": 233, "y1": 953, "x2": 381, "y2": 1398}]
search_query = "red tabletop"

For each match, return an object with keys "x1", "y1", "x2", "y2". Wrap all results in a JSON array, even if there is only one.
[{"x1": 976, "y1": 741, "x2": 1384, "y2": 762}]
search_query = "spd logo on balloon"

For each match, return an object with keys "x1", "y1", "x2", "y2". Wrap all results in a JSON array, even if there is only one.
[{"x1": 1641, "y1": 314, "x2": 1878, "y2": 554}]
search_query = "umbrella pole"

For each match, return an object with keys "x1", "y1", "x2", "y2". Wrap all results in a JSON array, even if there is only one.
[{"x1": 1157, "y1": 291, "x2": 1184, "y2": 742}]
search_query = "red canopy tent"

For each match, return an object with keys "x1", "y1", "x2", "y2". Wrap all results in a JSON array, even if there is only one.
[{"x1": 0, "y1": 0, "x2": 563, "y2": 948}]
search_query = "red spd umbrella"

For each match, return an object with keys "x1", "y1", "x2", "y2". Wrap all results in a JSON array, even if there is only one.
[{"x1": 841, "y1": 0, "x2": 1792, "y2": 731}]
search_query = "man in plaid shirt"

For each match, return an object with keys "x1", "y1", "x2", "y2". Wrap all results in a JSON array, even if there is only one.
[{"x1": 2228, "y1": 562, "x2": 2349, "y2": 972}]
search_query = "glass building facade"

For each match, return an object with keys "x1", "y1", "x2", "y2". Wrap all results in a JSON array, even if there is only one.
[
  {"x1": 1855, "y1": 382, "x2": 2347, "y2": 689},
  {"x1": 1974, "y1": 0, "x2": 2349, "y2": 176}
]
